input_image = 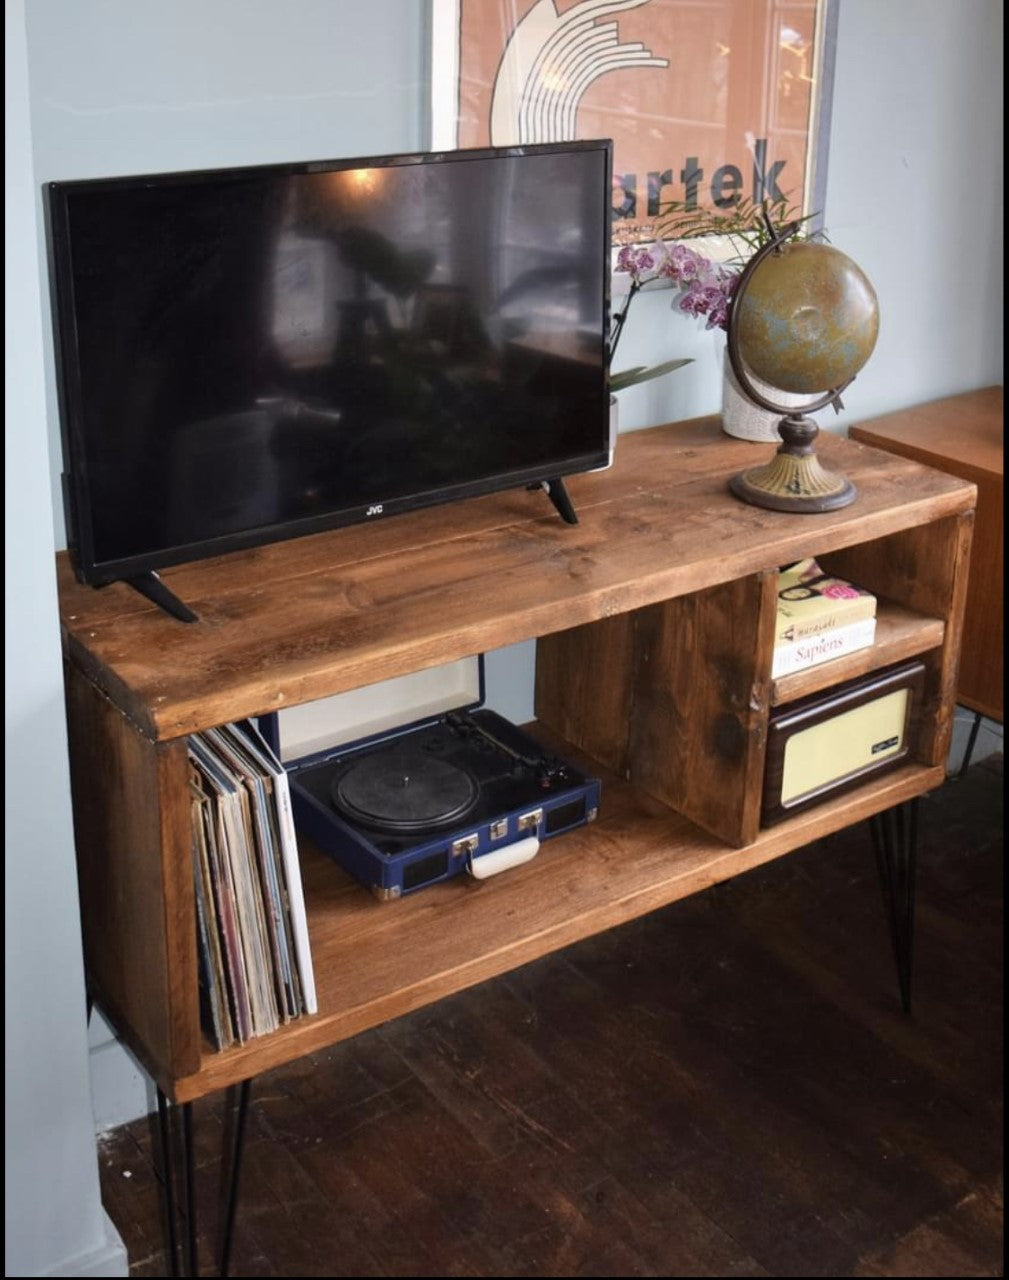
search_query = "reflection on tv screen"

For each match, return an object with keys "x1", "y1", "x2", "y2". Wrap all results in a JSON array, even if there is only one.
[{"x1": 48, "y1": 143, "x2": 611, "y2": 578}]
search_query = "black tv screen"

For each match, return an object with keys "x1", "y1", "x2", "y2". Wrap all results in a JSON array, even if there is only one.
[{"x1": 44, "y1": 140, "x2": 612, "y2": 591}]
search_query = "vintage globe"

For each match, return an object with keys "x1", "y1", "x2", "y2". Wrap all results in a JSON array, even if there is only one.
[
  {"x1": 733, "y1": 240, "x2": 880, "y2": 394},
  {"x1": 725, "y1": 232, "x2": 880, "y2": 513}
]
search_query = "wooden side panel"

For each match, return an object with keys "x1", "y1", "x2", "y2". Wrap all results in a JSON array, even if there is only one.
[
  {"x1": 156, "y1": 740, "x2": 202, "y2": 1090},
  {"x1": 957, "y1": 469, "x2": 1003, "y2": 719},
  {"x1": 820, "y1": 512, "x2": 974, "y2": 766},
  {"x1": 820, "y1": 512, "x2": 969, "y2": 620},
  {"x1": 535, "y1": 614, "x2": 636, "y2": 777},
  {"x1": 64, "y1": 664, "x2": 200, "y2": 1087},
  {"x1": 536, "y1": 574, "x2": 776, "y2": 847},
  {"x1": 626, "y1": 572, "x2": 777, "y2": 847}
]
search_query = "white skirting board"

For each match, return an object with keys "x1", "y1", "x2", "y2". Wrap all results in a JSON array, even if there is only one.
[
  {"x1": 40, "y1": 1212, "x2": 127, "y2": 1278},
  {"x1": 88, "y1": 1011, "x2": 153, "y2": 1131}
]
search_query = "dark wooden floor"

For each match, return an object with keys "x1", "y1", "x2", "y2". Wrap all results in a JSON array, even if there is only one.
[{"x1": 99, "y1": 755, "x2": 1004, "y2": 1278}]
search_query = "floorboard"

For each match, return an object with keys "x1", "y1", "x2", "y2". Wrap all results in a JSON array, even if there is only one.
[{"x1": 98, "y1": 755, "x2": 1003, "y2": 1277}]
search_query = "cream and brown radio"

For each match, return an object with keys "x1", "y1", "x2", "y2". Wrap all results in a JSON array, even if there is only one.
[{"x1": 762, "y1": 660, "x2": 926, "y2": 826}]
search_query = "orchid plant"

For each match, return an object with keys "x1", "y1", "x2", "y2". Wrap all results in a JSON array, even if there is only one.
[{"x1": 610, "y1": 240, "x2": 737, "y2": 393}]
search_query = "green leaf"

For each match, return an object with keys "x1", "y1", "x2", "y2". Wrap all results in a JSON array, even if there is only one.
[
  {"x1": 610, "y1": 357, "x2": 693, "y2": 393},
  {"x1": 651, "y1": 195, "x2": 820, "y2": 262}
]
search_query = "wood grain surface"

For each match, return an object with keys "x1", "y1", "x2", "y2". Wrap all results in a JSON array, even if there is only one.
[
  {"x1": 58, "y1": 418, "x2": 975, "y2": 742},
  {"x1": 539, "y1": 573, "x2": 778, "y2": 847},
  {"x1": 65, "y1": 663, "x2": 201, "y2": 1081},
  {"x1": 821, "y1": 512, "x2": 974, "y2": 766}
]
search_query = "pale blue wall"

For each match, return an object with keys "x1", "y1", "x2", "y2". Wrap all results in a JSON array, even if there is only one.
[
  {"x1": 5, "y1": 4, "x2": 126, "y2": 1274},
  {"x1": 6, "y1": 3, "x2": 1003, "y2": 1272},
  {"x1": 825, "y1": 1, "x2": 1004, "y2": 416}
]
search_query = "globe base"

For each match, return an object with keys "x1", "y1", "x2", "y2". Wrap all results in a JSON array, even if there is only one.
[{"x1": 728, "y1": 414, "x2": 857, "y2": 513}]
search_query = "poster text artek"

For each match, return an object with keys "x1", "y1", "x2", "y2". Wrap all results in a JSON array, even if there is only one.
[{"x1": 612, "y1": 138, "x2": 790, "y2": 225}]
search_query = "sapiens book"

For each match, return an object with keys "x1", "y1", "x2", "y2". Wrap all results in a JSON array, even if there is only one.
[
  {"x1": 772, "y1": 616, "x2": 877, "y2": 678},
  {"x1": 775, "y1": 558, "x2": 877, "y2": 645}
]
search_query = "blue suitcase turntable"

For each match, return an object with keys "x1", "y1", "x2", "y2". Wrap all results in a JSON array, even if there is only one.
[{"x1": 262, "y1": 658, "x2": 601, "y2": 900}]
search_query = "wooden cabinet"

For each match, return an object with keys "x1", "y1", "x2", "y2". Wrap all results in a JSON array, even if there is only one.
[
  {"x1": 850, "y1": 386, "x2": 1003, "y2": 721},
  {"x1": 56, "y1": 417, "x2": 975, "y2": 1104}
]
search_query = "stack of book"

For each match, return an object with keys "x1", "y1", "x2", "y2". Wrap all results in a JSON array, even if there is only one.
[
  {"x1": 772, "y1": 558, "x2": 877, "y2": 678},
  {"x1": 188, "y1": 719, "x2": 317, "y2": 1049}
]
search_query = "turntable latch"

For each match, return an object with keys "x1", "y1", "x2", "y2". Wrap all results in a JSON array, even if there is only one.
[
  {"x1": 517, "y1": 808, "x2": 543, "y2": 834},
  {"x1": 451, "y1": 833, "x2": 480, "y2": 859}
]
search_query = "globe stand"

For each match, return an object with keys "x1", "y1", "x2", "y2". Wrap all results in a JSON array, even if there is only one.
[
  {"x1": 724, "y1": 213, "x2": 878, "y2": 515},
  {"x1": 728, "y1": 412, "x2": 857, "y2": 512}
]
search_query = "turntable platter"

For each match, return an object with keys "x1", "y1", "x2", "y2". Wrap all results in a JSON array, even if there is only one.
[{"x1": 331, "y1": 749, "x2": 478, "y2": 833}]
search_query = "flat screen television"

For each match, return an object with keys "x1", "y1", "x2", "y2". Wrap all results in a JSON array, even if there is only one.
[{"x1": 44, "y1": 139, "x2": 613, "y2": 619}]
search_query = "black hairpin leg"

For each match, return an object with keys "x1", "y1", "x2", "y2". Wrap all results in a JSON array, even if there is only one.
[
  {"x1": 154, "y1": 1077, "x2": 254, "y2": 1277},
  {"x1": 869, "y1": 798, "x2": 919, "y2": 1013},
  {"x1": 154, "y1": 1085, "x2": 194, "y2": 1274},
  {"x1": 219, "y1": 1078, "x2": 253, "y2": 1278}
]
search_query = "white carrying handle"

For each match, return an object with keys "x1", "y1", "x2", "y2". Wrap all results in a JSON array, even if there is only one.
[{"x1": 467, "y1": 835, "x2": 540, "y2": 880}]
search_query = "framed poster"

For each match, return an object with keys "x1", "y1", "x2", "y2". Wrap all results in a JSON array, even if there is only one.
[{"x1": 430, "y1": 0, "x2": 837, "y2": 246}]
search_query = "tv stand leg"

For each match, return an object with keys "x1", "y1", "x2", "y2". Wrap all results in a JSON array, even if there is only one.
[
  {"x1": 156, "y1": 1088, "x2": 196, "y2": 1277},
  {"x1": 123, "y1": 571, "x2": 199, "y2": 623},
  {"x1": 219, "y1": 1079, "x2": 253, "y2": 1278},
  {"x1": 870, "y1": 798, "x2": 919, "y2": 1014},
  {"x1": 532, "y1": 476, "x2": 578, "y2": 525},
  {"x1": 154, "y1": 1078, "x2": 254, "y2": 1278}
]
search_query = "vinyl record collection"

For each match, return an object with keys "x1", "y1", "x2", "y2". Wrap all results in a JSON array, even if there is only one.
[{"x1": 188, "y1": 720, "x2": 317, "y2": 1049}]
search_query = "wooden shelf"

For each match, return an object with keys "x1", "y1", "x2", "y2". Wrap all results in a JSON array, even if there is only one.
[
  {"x1": 770, "y1": 599, "x2": 946, "y2": 706},
  {"x1": 173, "y1": 738, "x2": 943, "y2": 1102},
  {"x1": 58, "y1": 416, "x2": 978, "y2": 1104}
]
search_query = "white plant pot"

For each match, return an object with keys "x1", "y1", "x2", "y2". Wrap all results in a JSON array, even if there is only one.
[{"x1": 720, "y1": 348, "x2": 813, "y2": 443}]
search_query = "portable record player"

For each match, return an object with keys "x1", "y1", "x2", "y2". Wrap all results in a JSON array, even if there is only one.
[{"x1": 261, "y1": 657, "x2": 601, "y2": 900}]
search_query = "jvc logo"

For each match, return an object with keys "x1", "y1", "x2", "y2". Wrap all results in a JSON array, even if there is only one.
[{"x1": 365, "y1": 503, "x2": 384, "y2": 517}]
